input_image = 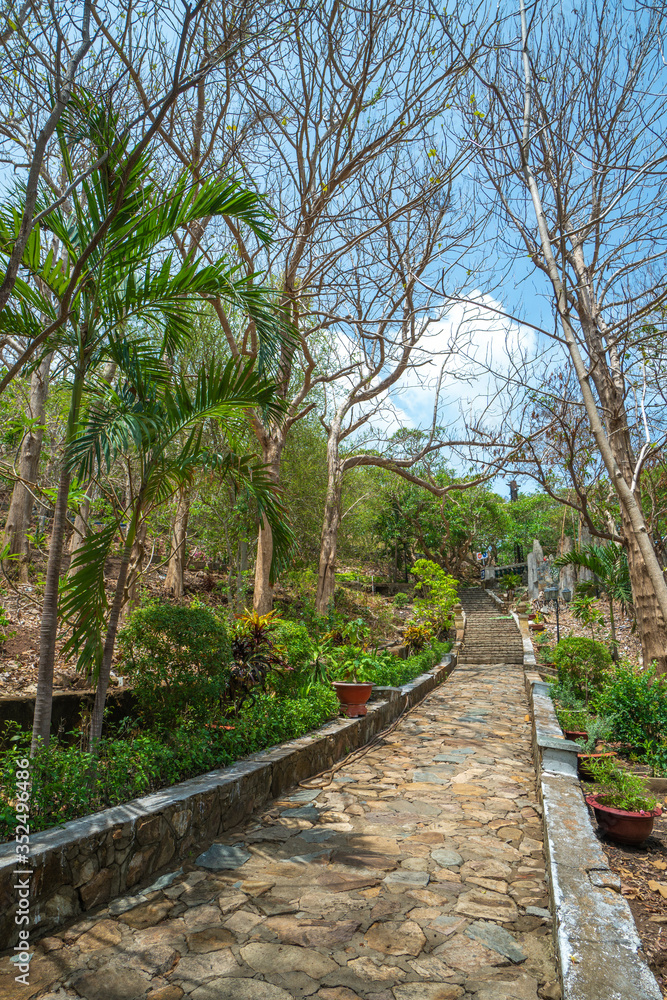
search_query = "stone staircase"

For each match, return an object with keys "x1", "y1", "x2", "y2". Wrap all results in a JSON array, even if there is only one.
[{"x1": 458, "y1": 588, "x2": 525, "y2": 665}]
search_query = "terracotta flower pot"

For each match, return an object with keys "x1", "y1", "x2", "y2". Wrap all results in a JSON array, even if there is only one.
[
  {"x1": 586, "y1": 794, "x2": 662, "y2": 846},
  {"x1": 529, "y1": 621, "x2": 546, "y2": 632},
  {"x1": 332, "y1": 681, "x2": 374, "y2": 717},
  {"x1": 577, "y1": 751, "x2": 616, "y2": 781},
  {"x1": 564, "y1": 729, "x2": 588, "y2": 742}
]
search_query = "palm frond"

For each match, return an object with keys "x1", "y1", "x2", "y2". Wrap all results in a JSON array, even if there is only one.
[
  {"x1": 555, "y1": 543, "x2": 632, "y2": 604},
  {"x1": 60, "y1": 520, "x2": 118, "y2": 679}
]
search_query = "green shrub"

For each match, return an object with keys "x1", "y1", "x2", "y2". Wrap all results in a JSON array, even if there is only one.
[
  {"x1": 552, "y1": 636, "x2": 612, "y2": 701},
  {"x1": 369, "y1": 642, "x2": 451, "y2": 686},
  {"x1": 229, "y1": 609, "x2": 290, "y2": 712},
  {"x1": 411, "y1": 559, "x2": 458, "y2": 635},
  {"x1": 271, "y1": 619, "x2": 313, "y2": 670},
  {"x1": 329, "y1": 648, "x2": 380, "y2": 683},
  {"x1": 291, "y1": 637, "x2": 452, "y2": 692},
  {"x1": 499, "y1": 572, "x2": 522, "y2": 595},
  {"x1": 393, "y1": 592, "x2": 410, "y2": 609},
  {"x1": 549, "y1": 679, "x2": 587, "y2": 711},
  {"x1": 118, "y1": 599, "x2": 231, "y2": 727},
  {"x1": 570, "y1": 592, "x2": 604, "y2": 637},
  {"x1": 403, "y1": 620, "x2": 435, "y2": 652},
  {"x1": 638, "y1": 738, "x2": 667, "y2": 776},
  {"x1": 0, "y1": 605, "x2": 15, "y2": 645},
  {"x1": 574, "y1": 715, "x2": 612, "y2": 754},
  {"x1": 0, "y1": 688, "x2": 339, "y2": 841},
  {"x1": 554, "y1": 706, "x2": 589, "y2": 733},
  {"x1": 597, "y1": 664, "x2": 667, "y2": 749},
  {"x1": 340, "y1": 617, "x2": 371, "y2": 646}
]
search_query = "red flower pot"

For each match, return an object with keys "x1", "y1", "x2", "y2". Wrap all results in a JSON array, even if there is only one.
[
  {"x1": 586, "y1": 794, "x2": 662, "y2": 846},
  {"x1": 332, "y1": 682, "x2": 374, "y2": 717},
  {"x1": 564, "y1": 730, "x2": 587, "y2": 742},
  {"x1": 529, "y1": 621, "x2": 545, "y2": 632}
]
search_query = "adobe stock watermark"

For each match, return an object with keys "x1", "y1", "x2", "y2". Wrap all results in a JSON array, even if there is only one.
[{"x1": 12, "y1": 757, "x2": 32, "y2": 986}]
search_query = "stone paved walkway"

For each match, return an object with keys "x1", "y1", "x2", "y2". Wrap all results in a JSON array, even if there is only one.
[{"x1": 19, "y1": 660, "x2": 560, "y2": 1000}]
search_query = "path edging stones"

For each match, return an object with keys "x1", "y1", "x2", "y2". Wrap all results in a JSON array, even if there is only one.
[
  {"x1": 521, "y1": 620, "x2": 661, "y2": 1000},
  {"x1": 0, "y1": 647, "x2": 459, "y2": 947}
]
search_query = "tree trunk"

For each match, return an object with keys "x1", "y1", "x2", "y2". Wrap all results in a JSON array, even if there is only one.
[
  {"x1": 3, "y1": 353, "x2": 51, "y2": 583},
  {"x1": 608, "y1": 595, "x2": 618, "y2": 661},
  {"x1": 252, "y1": 434, "x2": 283, "y2": 615},
  {"x1": 68, "y1": 494, "x2": 90, "y2": 568},
  {"x1": 31, "y1": 466, "x2": 72, "y2": 753},
  {"x1": 66, "y1": 365, "x2": 114, "y2": 575},
  {"x1": 91, "y1": 469, "x2": 146, "y2": 751},
  {"x1": 316, "y1": 476, "x2": 343, "y2": 615},
  {"x1": 124, "y1": 519, "x2": 147, "y2": 612},
  {"x1": 164, "y1": 486, "x2": 189, "y2": 599},
  {"x1": 621, "y1": 515, "x2": 667, "y2": 671},
  {"x1": 31, "y1": 352, "x2": 86, "y2": 754},
  {"x1": 605, "y1": 413, "x2": 667, "y2": 670},
  {"x1": 89, "y1": 527, "x2": 134, "y2": 751},
  {"x1": 316, "y1": 424, "x2": 344, "y2": 616},
  {"x1": 235, "y1": 537, "x2": 248, "y2": 612}
]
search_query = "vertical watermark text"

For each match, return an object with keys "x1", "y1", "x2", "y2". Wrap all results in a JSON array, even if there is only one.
[{"x1": 12, "y1": 757, "x2": 32, "y2": 986}]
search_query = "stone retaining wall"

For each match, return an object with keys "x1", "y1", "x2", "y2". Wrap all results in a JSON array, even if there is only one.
[
  {"x1": 0, "y1": 688, "x2": 135, "y2": 743},
  {"x1": 0, "y1": 652, "x2": 457, "y2": 947},
  {"x1": 518, "y1": 612, "x2": 662, "y2": 1000}
]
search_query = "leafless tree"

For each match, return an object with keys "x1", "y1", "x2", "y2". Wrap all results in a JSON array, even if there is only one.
[
  {"x1": 310, "y1": 182, "x2": 468, "y2": 612},
  {"x1": 174, "y1": 0, "x2": 487, "y2": 611},
  {"x1": 440, "y1": 0, "x2": 667, "y2": 670}
]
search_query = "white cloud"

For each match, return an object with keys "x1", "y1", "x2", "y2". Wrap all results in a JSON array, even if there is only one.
[
  {"x1": 388, "y1": 293, "x2": 538, "y2": 434},
  {"x1": 318, "y1": 293, "x2": 539, "y2": 475}
]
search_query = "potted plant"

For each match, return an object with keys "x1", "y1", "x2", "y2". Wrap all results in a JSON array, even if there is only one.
[
  {"x1": 556, "y1": 706, "x2": 589, "y2": 742},
  {"x1": 575, "y1": 716, "x2": 616, "y2": 779},
  {"x1": 585, "y1": 756, "x2": 661, "y2": 845},
  {"x1": 529, "y1": 611, "x2": 546, "y2": 633},
  {"x1": 331, "y1": 651, "x2": 376, "y2": 717}
]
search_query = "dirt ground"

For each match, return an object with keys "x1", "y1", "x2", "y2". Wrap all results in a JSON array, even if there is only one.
[
  {"x1": 537, "y1": 596, "x2": 642, "y2": 664},
  {"x1": 599, "y1": 812, "x2": 667, "y2": 997},
  {"x1": 0, "y1": 564, "x2": 406, "y2": 698},
  {"x1": 0, "y1": 563, "x2": 232, "y2": 697}
]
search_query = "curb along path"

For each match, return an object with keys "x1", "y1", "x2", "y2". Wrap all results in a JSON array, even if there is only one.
[{"x1": 4, "y1": 655, "x2": 560, "y2": 1000}]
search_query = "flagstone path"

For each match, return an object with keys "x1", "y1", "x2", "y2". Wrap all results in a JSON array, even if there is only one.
[{"x1": 16, "y1": 658, "x2": 561, "y2": 1000}]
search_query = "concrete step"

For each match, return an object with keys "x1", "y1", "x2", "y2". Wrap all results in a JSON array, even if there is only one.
[{"x1": 457, "y1": 588, "x2": 524, "y2": 667}]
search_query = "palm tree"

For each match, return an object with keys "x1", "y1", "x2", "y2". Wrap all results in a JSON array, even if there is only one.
[
  {"x1": 62, "y1": 356, "x2": 291, "y2": 750},
  {"x1": 0, "y1": 104, "x2": 290, "y2": 754},
  {"x1": 555, "y1": 544, "x2": 632, "y2": 658}
]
